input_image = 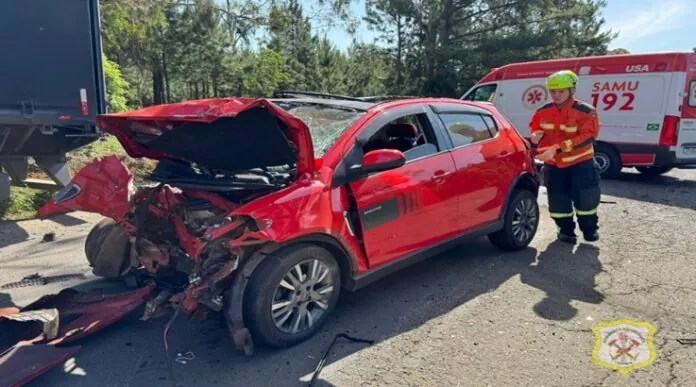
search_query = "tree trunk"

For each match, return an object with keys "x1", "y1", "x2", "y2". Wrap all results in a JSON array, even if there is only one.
[
  {"x1": 152, "y1": 67, "x2": 165, "y2": 105},
  {"x1": 162, "y1": 51, "x2": 170, "y2": 103}
]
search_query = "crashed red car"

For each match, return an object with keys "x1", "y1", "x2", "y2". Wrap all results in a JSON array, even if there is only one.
[{"x1": 39, "y1": 95, "x2": 541, "y2": 354}]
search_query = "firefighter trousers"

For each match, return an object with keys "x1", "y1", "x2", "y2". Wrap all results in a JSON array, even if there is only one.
[{"x1": 543, "y1": 159, "x2": 601, "y2": 236}]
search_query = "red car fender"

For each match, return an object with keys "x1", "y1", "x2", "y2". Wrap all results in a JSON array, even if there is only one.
[{"x1": 207, "y1": 176, "x2": 369, "y2": 275}]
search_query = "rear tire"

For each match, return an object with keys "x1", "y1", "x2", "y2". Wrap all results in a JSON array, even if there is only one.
[
  {"x1": 488, "y1": 189, "x2": 539, "y2": 251},
  {"x1": 635, "y1": 166, "x2": 673, "y2": 178},
  {"x1": 243, "y1": 244, "x2": 341, "y2": 348},
  {"x1": 594, "y1": 143, "x2": 622, "y2": 179},
  {"x1": 85, "y1": 218, "x2": 132, "y2": 278}
]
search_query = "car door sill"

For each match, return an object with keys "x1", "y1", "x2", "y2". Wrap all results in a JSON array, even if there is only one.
[{"x1": 347, "y1": 220, "x2": 504, "y2": 291}]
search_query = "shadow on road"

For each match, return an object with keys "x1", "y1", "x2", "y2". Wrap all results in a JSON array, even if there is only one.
[
  {"x1": 600, "y1": 171, "x2": 696, "y2": 210},
  {"x1": 44, "y1": 214, "x2": 88, "y2": 227},
  {"x1": 0, "y1": 292, "x2": 17, "y2": 309},
  {"x1": 0, "y1": 221, "x2": 29, "y2": 249},
  {"x1": 520, "y1": 241, "x2": 604, "y2": 321},
  {"x1": 25, "y1": 237, "x2": 606, "y2": 387},
  {"x1": 29, "y1": 239, "x2": 539, "y2": 386}
]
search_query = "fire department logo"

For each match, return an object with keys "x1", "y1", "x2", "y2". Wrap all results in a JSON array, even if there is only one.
[
  {"x1": 522, "y1": 85, "x2": 548, "y2": 110},
  {"x1": 592, "y1": 319, "x2": 658, "y2": 375}
]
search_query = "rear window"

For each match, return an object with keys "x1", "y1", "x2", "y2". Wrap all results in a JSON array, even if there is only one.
[
  {"x1": 689, "y1": 81, "x2": 696, "y2": 107},
  {"x1": 437, "y1": 113, "x2": 493, "y2": 147}
]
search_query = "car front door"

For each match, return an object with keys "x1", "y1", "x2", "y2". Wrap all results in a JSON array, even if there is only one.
[{"x1": 338, "y1": 105, "x2": 459, "y2": 269}]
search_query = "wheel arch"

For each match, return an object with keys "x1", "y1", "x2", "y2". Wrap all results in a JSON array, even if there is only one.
[
  {"x1": 593, "y1": 141, "x2": 622, "y2": 176},
  {"x1": 501, "y1": 172, "x2": 540, "y2": 221},
  {"x1": 224, "y1": 232, "x2": 358, "y2": 353}
]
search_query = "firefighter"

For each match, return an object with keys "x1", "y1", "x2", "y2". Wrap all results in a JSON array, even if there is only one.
[{"x1": 529, "y1": 70, "x2": 601, "y2": 243}]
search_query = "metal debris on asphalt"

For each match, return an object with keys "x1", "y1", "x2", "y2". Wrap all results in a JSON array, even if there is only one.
[
  {"x1": 175, "y1": 351, "x2": 195, "y2": 364},
  {"x1": 41, "y1": 232, "x2": 56, "y2": 242},
  {"x1": 677, "y1": 338, "x2": 696, "y2": 345},
  {"x1": 309, "y1": 333, "x2": 375, "y2": 387}
]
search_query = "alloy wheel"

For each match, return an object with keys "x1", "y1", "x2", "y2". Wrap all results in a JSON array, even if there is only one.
[
  {"x1": 271, "y1": 259, "x2": 335, "y2": 335},
  {"x1": 511, "y1": 197, "x2": 538, "y2": 244},
  {"x1": 593, "y1": 154, "x2": 610, "y2": 175}
]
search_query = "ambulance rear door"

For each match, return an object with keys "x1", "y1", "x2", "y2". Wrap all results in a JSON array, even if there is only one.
[
  {"x1": 572, "y1": 62, "x2": 669, "y2": 148},
  {"x1": 677, "y1": 53, "x2": 696, "y2": 159}
]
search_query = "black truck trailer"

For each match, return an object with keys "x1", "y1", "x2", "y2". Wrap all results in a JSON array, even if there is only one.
[{"x1": 0, "y1": 0, "x2": 106, "y2": 200}]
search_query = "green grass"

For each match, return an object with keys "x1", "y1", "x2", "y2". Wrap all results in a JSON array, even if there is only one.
[
  {"x1": 0, "y1": 187, "x2": 53, "y2": 221},
  {"x1": 1, "y1": 135, "x2": 155, "y2": 221}
]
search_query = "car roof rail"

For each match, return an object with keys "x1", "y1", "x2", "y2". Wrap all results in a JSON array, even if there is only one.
[
  {"x1": 272, "y1": 90, "x2": 366, "y2": 102},
  {"x1": 358, "y1": 95, "x2": 420, "y2": 103}
]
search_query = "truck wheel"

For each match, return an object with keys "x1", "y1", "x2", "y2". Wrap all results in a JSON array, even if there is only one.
[
  {"x1": 85, "y1": 218, "x2": 132, "y2": 278},
  {"x1": 635, "y1": 166, "x2": 673, "y2": 178},
  {"x1": 593, "y1": 143, "x2": 622, "y2": 179},
  {"x1": 243, "y1": 244, "x2": 341, "y2": 348},
  {"x1": 488, "y1": 189, "x2": 539, "y2": 251}
]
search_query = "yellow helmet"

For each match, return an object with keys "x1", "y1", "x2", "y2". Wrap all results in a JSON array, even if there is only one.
[{"x1": 546, "y1": 70, "x2": 578, "y2": 90}]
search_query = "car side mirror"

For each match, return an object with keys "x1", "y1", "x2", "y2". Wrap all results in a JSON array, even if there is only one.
[{"x1": 361, "y1": 149, "x2": 406, "y2": 174}]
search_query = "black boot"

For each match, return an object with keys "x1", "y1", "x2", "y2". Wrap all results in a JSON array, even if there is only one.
[
  {"x1": 583, "y1": 231, "x2": 599, "y2": 242},
  {"x1": 557, "y1": 232, "x2": 577, "y2": 244}
]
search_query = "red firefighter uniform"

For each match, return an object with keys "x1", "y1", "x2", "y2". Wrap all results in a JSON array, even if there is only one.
[{"x1": 530, "y1": 98, "x2": 601, "y2": 238}]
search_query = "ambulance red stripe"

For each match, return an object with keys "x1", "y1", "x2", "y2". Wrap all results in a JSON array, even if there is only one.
[{"x1": 478, "y1": 53, "x2": 689, "y2": 83}]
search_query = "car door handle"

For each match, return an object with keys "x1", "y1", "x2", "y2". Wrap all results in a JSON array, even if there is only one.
[{"x1": 431, "y1": 170, "x2": 451, "y2": 183}]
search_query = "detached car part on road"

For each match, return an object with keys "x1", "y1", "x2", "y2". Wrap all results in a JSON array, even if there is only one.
[{"x1": 38, "y1": 96, "x2": 542, "y2": 355}]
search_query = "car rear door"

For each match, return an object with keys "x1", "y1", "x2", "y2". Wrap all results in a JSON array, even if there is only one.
[
  {"x1": 344, "y1": 104, "x2": 460, "y2": 269},
  {"x1": 428, "y1": 103, "x2": 516, "y2": 229},
  {"x1": 677, "y1": 53, "x2": 696, "y2": 158}
]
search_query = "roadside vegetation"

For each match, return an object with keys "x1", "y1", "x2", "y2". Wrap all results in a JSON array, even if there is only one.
[
  {"x1": 0, "y1": 136, "x2": 154, "y2": 221},
  {"x1": 2, "y1": 0, "x2": 628, "y2": 221}
]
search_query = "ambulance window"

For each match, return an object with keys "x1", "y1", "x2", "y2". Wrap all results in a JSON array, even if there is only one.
[
  {"x1": 689, "y1": 81, "x2": 696, "y2": 107},
  {"x1": 464, "y1": 84, "x2": 497, "y2": 102},
  {"x1": 481, "y1": 114, "x2": 498, "y2": 135},
  {"x1": 438, "y1": 113, "x2": 493, "y2": 147}
]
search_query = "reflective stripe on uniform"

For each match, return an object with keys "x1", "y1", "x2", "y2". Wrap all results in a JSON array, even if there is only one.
[
  {"x1": 540, "y1": 123, "x2": 554, "y2": 130},
  {"x1": 561, "y1": 147, "x2": 594, "y2": 162},
  {"x1": 575, "y1": 208, "x2": 598, "y2": 216},
  {"x1": 560, "y1": 125, "x2": 577, "y2": 133},
  {"x1": 549, "y1": 211, "x2": 574, "y2": 218},
  {"x1": 562, "y1": 139, "x2": 573, "y2": 152}
]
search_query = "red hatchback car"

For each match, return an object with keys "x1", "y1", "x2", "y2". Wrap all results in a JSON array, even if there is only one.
[{"x1": 39, "y1": 94, "x2": 541, "y2": 354}]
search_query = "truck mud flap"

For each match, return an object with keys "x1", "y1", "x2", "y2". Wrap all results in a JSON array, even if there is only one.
[{"x1": 0, "y1": 283, "x2": 154, "y2": 386}]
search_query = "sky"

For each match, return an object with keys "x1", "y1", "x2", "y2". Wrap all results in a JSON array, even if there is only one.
[{"x1": 317, "y1": 0, "x2": 694, "y2": 53}]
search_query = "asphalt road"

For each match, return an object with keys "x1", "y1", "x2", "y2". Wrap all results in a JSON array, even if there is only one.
[{"x1": 1, "y1": 169, "x2": 696, "y2": 387}]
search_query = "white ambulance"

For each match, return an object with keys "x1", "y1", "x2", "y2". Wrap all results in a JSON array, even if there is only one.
[{"x1": 461, "y1": 52, "x2": 696, "y2": 178}]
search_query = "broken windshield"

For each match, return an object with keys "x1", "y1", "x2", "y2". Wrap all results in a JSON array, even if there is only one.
[{"x1": 278, "y1": 103, "x2": 365, "y2": 157}]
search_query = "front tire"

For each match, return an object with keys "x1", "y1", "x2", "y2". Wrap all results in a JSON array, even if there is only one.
[
  {"x1": 488, "y1": 189, "x2": 539, "y2": 251},
  {"x1": 85, "y1": 218, "x2": 132, "y2": 278},
  {"x1": 243, "y1": 244, "x2": 341, "y2": 348}
]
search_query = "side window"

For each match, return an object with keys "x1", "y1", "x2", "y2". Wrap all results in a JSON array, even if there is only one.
[
  {"x1": 463, "y1": 84, "x2": 497, "y2": 102},
  {"x1": 362, "y1": 113, "x2": 439, "y2": 162},
  {"x1": 438, "y1": 113, "x2": 493, "y2": 148},
  {"x1": 481, "y1": 114, "x2": 499, "y2": 135}
]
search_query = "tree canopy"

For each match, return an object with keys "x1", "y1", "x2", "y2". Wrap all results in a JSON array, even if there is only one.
[{"x1": 99, "y1": 0, "x2": 617, "y2": 110}]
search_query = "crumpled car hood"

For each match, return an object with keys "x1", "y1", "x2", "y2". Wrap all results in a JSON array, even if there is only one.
[
  {"x1": 0, "y1": 284, "x2": 154, "y2": 387},
  {"x1": 96, "y1": 98, "x2": 315, "y2": 175}
]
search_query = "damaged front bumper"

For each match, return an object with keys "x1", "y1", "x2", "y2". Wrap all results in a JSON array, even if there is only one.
[{"x1": 0, "y1": 284, "x2": 154, "y2": 387}]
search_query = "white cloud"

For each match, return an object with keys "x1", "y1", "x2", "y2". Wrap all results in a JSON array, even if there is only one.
[{"x1": 603, "y1": 0, "x2": 693, "y2": 47}]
